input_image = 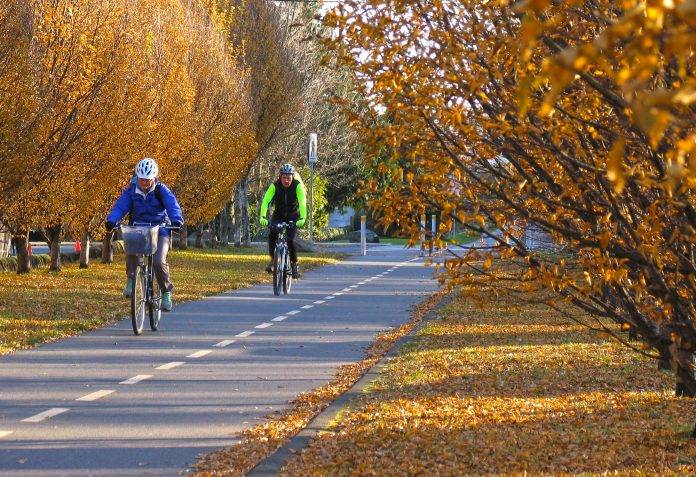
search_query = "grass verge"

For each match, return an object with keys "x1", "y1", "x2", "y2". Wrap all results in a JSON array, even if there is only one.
[
  {"x1": 281, "y1": 289, "x2": 696, "y2": 476},
  {"x1": 0, "y1": 247, "x2": 343, "y2": 355}
]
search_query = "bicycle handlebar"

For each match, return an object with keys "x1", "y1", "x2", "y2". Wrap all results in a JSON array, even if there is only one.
[{"x1": 119, "y1": 222, "x2": 181, "y2": 231}]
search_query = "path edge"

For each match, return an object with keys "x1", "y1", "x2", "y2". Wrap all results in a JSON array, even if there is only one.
[{"x1": 246, "y1": 293, "x2": 454, "y2": 477}]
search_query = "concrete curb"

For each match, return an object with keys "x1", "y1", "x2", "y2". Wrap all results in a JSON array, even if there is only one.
[{"x1": 246, "y1": 294, "x2": 454, "y2": 477}]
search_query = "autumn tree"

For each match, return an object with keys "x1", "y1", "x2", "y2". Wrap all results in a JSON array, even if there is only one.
[
  {"x1": 0, "y1": 0, "x2": 257, "y2": 270},
  {"x1": 324, "y1": 0, "x2": 696, "y2": 436}
]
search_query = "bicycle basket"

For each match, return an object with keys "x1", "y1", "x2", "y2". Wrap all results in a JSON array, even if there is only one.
[{"x1": 121, "y1": 225, "x2": 159, "y2": 255}]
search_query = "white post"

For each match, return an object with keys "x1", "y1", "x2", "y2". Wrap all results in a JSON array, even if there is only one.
[
  {"x1": 419, "y1": 213, "x2": 426, "y2": 257},
  {"x1": 431, "y1": 214, "x2": 437, "y2": 255},
  {"x1": 360, "y1": 215, "x2": 367, "y2": 256},
  {"x1": 308, "y1": 133, "x2": 318, "y2": 243}
]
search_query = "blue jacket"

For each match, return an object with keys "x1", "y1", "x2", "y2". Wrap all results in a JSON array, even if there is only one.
[{"x1": 107, "y1": 177, "x2": 184, "y2": 236}]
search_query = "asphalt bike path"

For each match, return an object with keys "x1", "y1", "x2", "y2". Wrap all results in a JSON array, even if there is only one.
[{"x1": 0, "y1": 245, "x2": 437, "y2": 476}]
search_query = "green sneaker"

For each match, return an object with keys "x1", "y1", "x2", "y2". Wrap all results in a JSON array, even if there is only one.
[
  {"x1": 123, "y1": 278, "x2": 133, "y2": 298},
  {"x1": 162, "y1": 291, "x2": 173, "y2": 312}
]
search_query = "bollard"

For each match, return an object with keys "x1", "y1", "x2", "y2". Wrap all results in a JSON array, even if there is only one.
[
  {"x1": 431, "y1": 214, "x2": 436, "y2": 255},
  {"x1": 360, "y1": 215, "x2": 367, "y2": 256},
  {"x1": 419, "y1": 214, "x2": 426, "y2": 257}
]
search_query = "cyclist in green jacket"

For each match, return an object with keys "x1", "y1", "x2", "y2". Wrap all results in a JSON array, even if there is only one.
[{"x1": 259, "y1": 163, "x2": 307, "y2": 278}]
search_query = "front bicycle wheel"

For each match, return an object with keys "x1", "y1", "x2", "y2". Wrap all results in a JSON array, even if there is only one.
[
  {"x1": 282, "y1": 252, "x2": 292, "y2": 295},
  {"x1": 131, "y1": 266, "x2": 146, "y2": 335},
  {"x1": 272, "y1": 246, "x2": 283, "y2": 296},
  {"x1": 149, "y1": 271, "x2": 161, "y2": 331}
]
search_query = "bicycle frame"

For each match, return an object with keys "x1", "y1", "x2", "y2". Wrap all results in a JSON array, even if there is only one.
[
  {"x1": 119, "y1": 222, "x2": 178, "y2": 334},
  {"x1": 272, "y1": 222, "x2": 293, "y2": 295}
]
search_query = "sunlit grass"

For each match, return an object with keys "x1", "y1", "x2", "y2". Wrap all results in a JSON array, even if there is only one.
[
  {"x1": 282, "y1": 290, "x2": 696, "y2": 476},
  {"x1": 0, "y1": 246, "x2": 343, "y2": 354}
]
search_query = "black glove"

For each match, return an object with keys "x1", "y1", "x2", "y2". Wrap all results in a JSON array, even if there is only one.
[{"x1": 105, "y1": 221, "x2": 115, "y2": 232}]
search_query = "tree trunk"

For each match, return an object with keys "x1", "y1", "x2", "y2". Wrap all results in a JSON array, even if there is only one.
[
  {"x1": 0, "y1": 228, "x2": 10, "y2": 258},
  {"x1": 221, "y1": 201, "x2": 233, "y2": 244},
  {"x1": 179, "y1": 226, "x2": 188, "y2": 250},
  {"x1": 79, "y1": 232, "x2": 90, "y2": 269},
  {"x1": 102, "y1": 230, "x2": 114, "y2": 264},
  {"x1": 233, "y1": 173, "x2": 250, "y2": 246},
  {"x1": 14, "y1": 232, "x2": 31, "y2": 274},
  {"x1": 44, "y1": 224, "x2": 63, "y2": 272},
  {"x1": 195, "y1": 223, "x2": 204, "y2": 248},
  {"x1": 671, "y1": 343, "x2": 695, "y2": 398}
]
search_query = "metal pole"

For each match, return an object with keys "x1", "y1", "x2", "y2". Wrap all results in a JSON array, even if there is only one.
[
  {"x1": 431, "y1": 214, "x2": 437, "y2": 255},
  {"x1": 309, "y1": 163, "x2": 314, "y2": 242},
  {"x1": 419, "y1": 213, "x2": 426, "y2": 257},
  {"x1": 308, "y1": 133, "x2": 317, "y2": 243},
  {"x1": 360, "y1": 215, "x2": 367, "y2": 256}
]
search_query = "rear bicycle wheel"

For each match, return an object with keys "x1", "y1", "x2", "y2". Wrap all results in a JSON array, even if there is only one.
[
  {"x1": 149, "y1": 271, "x2": 161, "y2": 331},
  {"x1": 131, "y1": 265, "x2": 146, "y2": 335},
  {"x1": 282, "y1": 252, "x2": 292, "y2": 294},
  {"x1": 272, "y1": 246, "x2": 283, "y2": 296}
]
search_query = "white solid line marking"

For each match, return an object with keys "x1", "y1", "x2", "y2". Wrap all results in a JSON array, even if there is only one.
[
  {"x1": 120, "y1": 374, "x2": 153, "y2": 385},
  {"x1": 156, "y1": 361, "x2": 184, "y2": 370},
  {"x1": 301, "y1": 305, "x2": 314, "y2": 309},
  {"x1": 214, "y1": 340, "x2": 236, "y2": 348},
  {"x1": 187, "y1": 350, "x2": 213, "y2": 358},
  {"x1": 287, "y1": 310, "x2": 301, "y2": 315},
  {"x1": 22, "y1": 408, "x2": 69, "y2": 423},
  {"x1": 77, "y1": 390, "x2": 115, "y2": 402},
  {"x1": 255, "y1": 322, "x2": 273, "y2": 329},
  {"x1": 324, "y1": 296, "x2": 334, "y2": 300},
  {"x1": 272, "y1": 316, "x2": 287, "y2": 322},
  {"x1": 0, "y1": 431, "x2": 14, "y2": 438},
  {"x1": 333, "y1": 292, "x2": 344, "y2": 296},
  {"x1": 313, "y1": 300, "x2": 325, "y2": 304},
  {"x1": 235, "y1": 330, "x2": 255, "y2": 338}
]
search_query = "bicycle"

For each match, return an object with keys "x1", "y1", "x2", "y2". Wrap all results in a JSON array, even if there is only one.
[
  {"x1": 120, "y1": 223, "x2": 178, "y2": 335},
  {"x1": 272, "y1": 221, "x2": 294, "y2": 296}
]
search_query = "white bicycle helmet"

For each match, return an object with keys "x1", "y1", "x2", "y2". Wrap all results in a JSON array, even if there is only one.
[
  {"x1": 135, "y1": 157, "x2": 159, "y2": 180},
  {"x1": 279, "y1": 163, "x2": 295, "y2": 175}
]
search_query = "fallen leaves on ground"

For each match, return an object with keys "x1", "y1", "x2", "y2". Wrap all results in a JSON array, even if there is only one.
[
  {"x1": 0, "y1": 247, "x2": 342, "y2": 354},
  {"x1": 281, "y1": 290, "x2": 696, "y2": 476},
  {"x1": 191, "y1": 291, "x2": 446, "y2": 477}
]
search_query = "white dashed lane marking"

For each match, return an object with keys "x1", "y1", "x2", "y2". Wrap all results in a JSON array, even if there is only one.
[
  {"x1": 301, "y1": 305, "x2": 314, "y2": 309},
  {"x1": 156, "y1": 361, "x2": 184, "y2": 370},
  {"x1": 214, "y1": 340, "x2": 236, "y2": 348},
  {"x1": 272, "y1": 316, "x2": 287, "y2": 322},
  {"x1": 287, "y1": 310, "x2": 301, "y2": 316},
  {"x1": 235, "y1": 330, "x2": 255, "y2": 338},
  {"x1": 22, "y1": 408, "x2": 69, "y2": 423},
  {"x1": 120, "y1": 375, "x2": 153, "y2": 385},
  {"x1": 187, "y1": 350, "x2": 212, "y2": 359},
  {"x1": 255, "y1": 323, "x2": 273, "y2": 329},
  {"x1": 341, "y1": 288, "x2": 352, "y2": 292},
  {"x1": 313, "y1": 300, "x2": 325, "y2": 304},
  {"x1": 333, "y1": 292, "x2": 344, "y2": 296},
  {"x1": 349, "y1": 285, "x2": 358, "y2": 289},
  {"x1": 76, "y1": 390, "x2": 115, "y2": 402},
  {"x1": 0, "y1": 430, "x2": 14, "y2": 438},
  {"x1": 324, "y1": 296, "x2": 335, "y2": 300}
]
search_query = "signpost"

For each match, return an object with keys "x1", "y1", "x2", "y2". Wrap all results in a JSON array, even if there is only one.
[{"x1": 308, "y1": 133, "x2": 318, "y2": 242}]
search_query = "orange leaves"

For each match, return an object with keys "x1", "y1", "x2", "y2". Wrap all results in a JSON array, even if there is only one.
[
  {"x1": 0, "y1": 0, "x2": 256, "y2": 238},
  {"x1": 606, "y1": 137, "x2": 627, "y2": 193},
  {"x1": 281, "y1": 290, "x2": 696, "y2": 476}
]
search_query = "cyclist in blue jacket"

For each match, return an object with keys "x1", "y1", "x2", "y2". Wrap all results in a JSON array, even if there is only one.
[{"x1": 105, "y1": 158, "x2": 184, "y2": 311}]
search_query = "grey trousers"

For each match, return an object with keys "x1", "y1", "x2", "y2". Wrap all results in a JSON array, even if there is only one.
[{"x1": 126, "y1": 234, "x2": 173, "y2": 292}]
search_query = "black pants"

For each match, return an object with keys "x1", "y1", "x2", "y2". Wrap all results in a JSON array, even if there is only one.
[{"x1": 268, "y1": 220, "x2": 297, "y2": 263}]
